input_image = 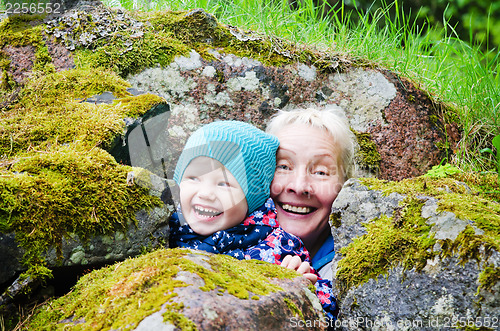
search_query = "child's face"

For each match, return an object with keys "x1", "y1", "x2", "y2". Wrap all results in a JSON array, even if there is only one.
[{"x1": 179, "y1": 156, "x2": 248, "y2": 236}]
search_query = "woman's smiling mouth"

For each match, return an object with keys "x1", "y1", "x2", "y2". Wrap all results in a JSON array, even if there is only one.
[{"x1": 280, "y1": 203, "x2": 315, "y2": 215}]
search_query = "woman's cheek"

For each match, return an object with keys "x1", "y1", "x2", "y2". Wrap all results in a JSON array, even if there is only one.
[{"x1": 270, "y1": 178, "x2": 285, "y2": 197}]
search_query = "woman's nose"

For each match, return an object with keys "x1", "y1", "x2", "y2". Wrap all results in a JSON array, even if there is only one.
[{"x1": 286, "y1": 173, "x2": 313, "y2": 196}]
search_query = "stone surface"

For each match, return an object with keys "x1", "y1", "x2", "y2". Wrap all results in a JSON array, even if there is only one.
[
  {"x1": 29, "y1": 249, "x2": 329, "y2": 330},
  {"x1": 330, "y1": 179, "x2": 499, "y2": 330},
  {"x1": 155, "y1": 269, "x2": 327, "y2": 330},
  {"x1": 1, "y1": 6, "x2": 457, "y2": 180},
  {"x1": 0, "y1": 171, "x2": 172, "y2": 291}
]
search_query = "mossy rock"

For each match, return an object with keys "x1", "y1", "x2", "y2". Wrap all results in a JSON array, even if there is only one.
[
  {"x1": 25, "y1": 248, "x2": 326, "y2": 330},
  {"x1": 0, "y1": 2, "x2": 471, "y2": 328},
  {"x1": 330, "y1": 175, "x2": 499, "y2": 329},
  {"x1": 0, "y1": 8, "x2": 175, "y2": 292}
]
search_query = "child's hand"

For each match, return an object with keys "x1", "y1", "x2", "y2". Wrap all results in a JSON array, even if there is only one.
[{"x1": 281, "y1": 255, "x2": 318, "y2": 284}]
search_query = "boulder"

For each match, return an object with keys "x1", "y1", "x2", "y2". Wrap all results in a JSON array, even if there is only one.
[
  {"x1": 0, "y1": 169, "x2": 172, "y2": 307},
  {"x1": 25, "y1": 249, "x2": 328, "y2": 330},
  {"x1": 0, "y1": 2, "x2": 473, "y2": 328},
  {"x1": 330, "y1": 178, "x2": 499, "y2": 330},
  {"x1": 1, "y1": 5, "x2": 458, "y2": 180}
]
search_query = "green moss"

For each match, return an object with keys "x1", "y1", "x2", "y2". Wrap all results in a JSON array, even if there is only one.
[
  {"x1": 75, "y1": 32, "x2": 190, "y2": 78},
  {"x1": 0, "y1": 14, "x2": 51, "y2": 91},
  {"x1": 360, "y1": 174, "x2": 500, "y2": 248},
  {"x1": 187, "y1": 255, "x2": 297, "y2": 299},
  {"x1": 440, "y1": 225, "x2": 497, "y2": 265},
  {"x1": 0, "y1": 68, "x2": 131, "y2": 156},
  {"x1": 132, "y1": 9, "x2": 344, "y2": 71},
  {"x1": 284, "y1": 297, "x2": 304, "y2": 320},
  {"x1": 162, "y1": 302, "x2": 197, "y2": 331},
  {"x1": 20, "y1": 68, "x2": 130, "y2": 105},
  {"x1": 25, "y1": 248, "x2": 300, "y2": 330},
  {"x1": 112, "y1": 93, "x2": 167, "y2": 118},
  {"x1": 1, "y1": 143, "x2": 161, "y2": 278},
  {"x1": 336, "y1": 196, "x2": 436, "y2": 294},
  {"x1": 352, "y1": 129, "x2": 381, "y2": 171},
  {"x1": 0, "y1": 14, "x2": 45, "y2": 49},
  {"x1": 224, "y1": 38, "x2": 293, "y2": 68},
  {"x1": 350, "y1": 175, "x2": 500, "y2": 296},
  {"x1": 329, "y1": 212, "x2": 342, "y2": 228},
  {"x1": 33, "y1": 43, "x2": 55, "y2": 74},
  {"x1": 136, "y1": 10, "x2": 226, "y2": 45},
  {"x1": 477, "y1": 264, "x2": 500, "y2": 293},
  {"x1": 0, "y1": 51, "x2": 13, "y2": 90}
]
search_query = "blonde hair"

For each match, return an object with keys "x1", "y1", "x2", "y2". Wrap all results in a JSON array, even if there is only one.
[{"x1": 266, "y1": 106, "x2": 356, "y2": 180}]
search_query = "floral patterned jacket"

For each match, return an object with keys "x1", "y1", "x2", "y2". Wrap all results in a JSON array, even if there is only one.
[{"x1": 169, "y1": 198, "x2": 338, "y2": 320}]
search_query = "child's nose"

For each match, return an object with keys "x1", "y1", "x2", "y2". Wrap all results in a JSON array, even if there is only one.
[{"x1": 197, "y1": 183, "x2": 216, "y2": 200}]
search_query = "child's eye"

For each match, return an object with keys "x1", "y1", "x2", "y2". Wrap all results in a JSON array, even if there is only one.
[
  {"x1": 186, "y1": 176, "x2": 199, "y2": 181},
  {"x1": 218, "y1": 181, "x2": 230, "y2": 187}
]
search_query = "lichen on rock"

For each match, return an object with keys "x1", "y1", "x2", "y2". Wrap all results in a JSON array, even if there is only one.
[
  {"x1": 25, "y1": 248, "x2": 326, "y2": 330},
  {"x1": 331, "y1": 174, "x2": 499, "y2": 329},
  {"x1": 0, "y1": 3, "x2": 478, "y2": 329}
]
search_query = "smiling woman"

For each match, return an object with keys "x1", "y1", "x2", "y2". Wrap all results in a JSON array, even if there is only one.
[{"x1": 266, "y1": 107, "x2": 356, "y2": 280}]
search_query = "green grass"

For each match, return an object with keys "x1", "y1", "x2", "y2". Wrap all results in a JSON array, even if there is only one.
[{"x1": 105, "y1": 0, "x2": 499, "y2": 173}]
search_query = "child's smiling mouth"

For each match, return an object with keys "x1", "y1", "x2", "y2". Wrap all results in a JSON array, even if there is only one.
[{"x1": 193, "y1": 205, "x2": 223, "y2": 218}]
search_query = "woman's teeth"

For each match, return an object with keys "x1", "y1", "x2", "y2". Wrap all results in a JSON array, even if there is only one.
[
  {"x1": 281, "y1": 204, "x2": 312, "y2": 214},
  {"x1": 194, "y1": 206, "x2": 222, "y2": 217}
]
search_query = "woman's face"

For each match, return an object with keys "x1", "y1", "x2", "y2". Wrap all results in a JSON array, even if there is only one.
[{"x1": 270, "y1": 123, "x2": 344, "y2": 251}]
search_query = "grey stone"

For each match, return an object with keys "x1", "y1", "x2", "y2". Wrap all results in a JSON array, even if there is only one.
[
  {"x1": 328, "y1": 67, "x2": 397, "y2": 132},
  {"x1": 84, "y1": 91, "x2": 116, "y2": 104},
  {"x1": 131, "y1": 251, "x2": 328, "y2": 331},
  {"x1": 135, "y1": 311, "x2": 176, "y2": 331},
  {"x1": 36, "y1": 250, "x2": 327, "y2": 330},
  {"x1": 331, "y1": 178, "x2": 405, "y2": 251},
  {"x1": 330, "y1": 179, "x2": 499, "y2": 330},
  {"x1": 0, "y1": 172, "x2": 172, "y2": 298}
]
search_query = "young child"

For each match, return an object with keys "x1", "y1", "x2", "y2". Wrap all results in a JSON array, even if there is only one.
[{"x1": 169, "y1": 120, "x2": 338, "y2": 320}]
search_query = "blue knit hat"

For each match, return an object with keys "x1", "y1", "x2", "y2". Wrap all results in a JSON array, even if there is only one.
[{"x1": 174, "y1": 121, "x2": 279, "y2": 214}]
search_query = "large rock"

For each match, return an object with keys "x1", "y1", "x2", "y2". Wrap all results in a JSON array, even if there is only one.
[
  {"x1": 0, "y1": 5, "x2": 458, "y2": 180},
  {"x1": 330, "y1": 178, "x2": 499, "y2": 330},
  {"x1": 0, "y1": 169, "x2": 172, "y2": 306},
  {"x1": 25, "y1": 249, "x2": 328, "y2": 330},
  {"x1": 0, "y1": 2, "x2": 469, "y2": 327}
]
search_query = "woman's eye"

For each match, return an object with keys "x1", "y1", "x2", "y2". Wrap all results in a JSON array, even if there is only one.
[
  {"x1": 313, "y1": 169, "x2": 329, "y2": 176},
  {"x1": 276, "y1": 164, "x2": 289, "y2": 171}
]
